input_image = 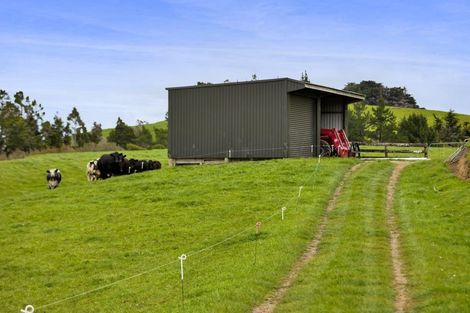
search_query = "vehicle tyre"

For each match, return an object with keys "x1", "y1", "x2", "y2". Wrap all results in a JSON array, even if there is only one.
[{"x1": 320, "y1": 139, "x2": 332, "y2": 157}]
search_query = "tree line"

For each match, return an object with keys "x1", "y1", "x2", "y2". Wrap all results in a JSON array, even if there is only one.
[
  {"x1": 107, "y1": 117, "x2": 168, "y2": 150},
  {"x1": 348, "y1": 99, "x2": 470, "y2": 143},
  {"x1": 0, "y1": 89, "x2": 169, "y2": 157},
  {"x1": 344, "y1": 80, "x2": 418, "y2": 108},
  {"x1": 0, "y1": 90, "x2": 103, "y2": 157}
]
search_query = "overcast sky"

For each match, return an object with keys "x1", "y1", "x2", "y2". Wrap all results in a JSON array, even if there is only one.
[{"x1": 1, "y1": 0, "x2": 469, "y2": 128}]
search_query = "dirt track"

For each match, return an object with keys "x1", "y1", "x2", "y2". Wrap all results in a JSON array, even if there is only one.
[
  {"x1": 387, "y1": 162, "x2": 411, "y2": 313},
  {"x1": 252, "y1": 161, "x2": 411, "y2": 313}
]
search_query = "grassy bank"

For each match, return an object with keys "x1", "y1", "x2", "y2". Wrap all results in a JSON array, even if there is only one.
[{"x1": 0, "y1": 150, "x2": 355, "y2": 312}]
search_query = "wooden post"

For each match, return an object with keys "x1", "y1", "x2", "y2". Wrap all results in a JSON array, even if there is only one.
[{"x1": 384, "y1": 145, "x2": 388, "y2": 158}]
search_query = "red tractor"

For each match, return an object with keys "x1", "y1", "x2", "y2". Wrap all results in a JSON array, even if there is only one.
[{"x1": 320, "y1": 128, "x2": 355, "y2": 157}]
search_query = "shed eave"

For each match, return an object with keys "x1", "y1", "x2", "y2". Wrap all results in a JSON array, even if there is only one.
[
  {"x1": 286, "y1": 79, "x2": 364, "y2": 101},
  {"x1": 304, "y1": 84, "x2": 364, "y2": 100}
]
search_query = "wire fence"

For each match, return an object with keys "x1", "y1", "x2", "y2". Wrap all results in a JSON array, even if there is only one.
[
  {"x1": 170, "y1": 140, "x2": 469, "y2": 161},
  {"x1": 169, "y1": 144, "x2": 327, "y2": 160},
  {"x1": 17, "y1": 140, "x2": 468, "y2": 312},
  {"x1": 20, "y1": 155, "x2": 326, "y2": 313},
  {"x1": 428, "y1": 141, "x2": 469, "y2": 161}
]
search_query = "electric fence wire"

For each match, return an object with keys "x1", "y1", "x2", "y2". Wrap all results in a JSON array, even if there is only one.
[
  {"x1": 34, "y1": 258, "x2": 180, "y2": 310},
  {"x1": 23, "y1": 154, "x2": 325, "y2": 312},
  {"x1": 169, "y1": 144, "x2": 327, "y2": 160}
]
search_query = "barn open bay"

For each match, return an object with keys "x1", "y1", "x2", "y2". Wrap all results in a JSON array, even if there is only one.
[{"x1": 0, "y1": 150, "x2": 355, "y2": 312}]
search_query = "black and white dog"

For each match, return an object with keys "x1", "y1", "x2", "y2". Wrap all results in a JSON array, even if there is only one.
[{"x1": 46, "y1": 169, "x2": 62, "y2": 189}]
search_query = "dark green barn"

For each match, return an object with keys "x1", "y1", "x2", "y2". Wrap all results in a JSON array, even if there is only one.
[{"x1": 167, "y1": 78, "x2": 363, "y2": 165}]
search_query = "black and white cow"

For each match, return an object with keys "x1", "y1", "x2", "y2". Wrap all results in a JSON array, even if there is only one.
[
  {"x1": 91, "y1": 153, "x2": 161, "y2": 180},
  {"x1": 46, "y1": 169, "x2": 62, "y2": 189},
  {"x1": 86, "y1": 160, "x2": 101, "y2": 181}
]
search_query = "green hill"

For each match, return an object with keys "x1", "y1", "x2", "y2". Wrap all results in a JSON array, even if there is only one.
[
  {"x1": 360, "y1": 105, "x2": 470, "y2": 125},
  {"x1": 102, "y1": 120, "x2": 167, "y2": 141}
]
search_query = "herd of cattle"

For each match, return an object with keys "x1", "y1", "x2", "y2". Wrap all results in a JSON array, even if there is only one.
[
  {"x1": 46, "y1": 152, "x2": 162, "y2": 189},
  {"x1": 86, "y1": 152, "x2": 162, "y2": 181}
]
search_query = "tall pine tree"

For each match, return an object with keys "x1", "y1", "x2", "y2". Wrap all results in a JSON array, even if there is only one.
[
  {"x1": 347, "y1": 102, "x2": 369, "y2": 141},
  {"x1": 67, "y1": 107, "x2": 89, "y2": 147},
  {"x1": 443, "y1": 110, "x2": 462, "y2": 142},
  {"x1": 368, "y1": 98, "x2": 397, "y2": 142},
  {"x1": 89, "y1": 122, "x2": 103, "y2": 144},
  {"x1": 107, "y1": 117, "x2": 135, "y2": 148}
]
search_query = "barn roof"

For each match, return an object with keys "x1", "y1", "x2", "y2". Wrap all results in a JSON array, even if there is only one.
[
  {"x1": 286, "y1": 79, "x2": 365, "y2": 103},
  {"x1": 166, "y1": 77, "x2": 365, "y2": 103}
]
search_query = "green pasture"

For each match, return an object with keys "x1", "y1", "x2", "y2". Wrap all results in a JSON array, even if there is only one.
[
  {"x1": 275, "y1": 157, "x2": 469, "y2": 312},
  {"x1": 428, "y1": 144, "x2": 465, "y2": 161},
  {"x1": 394, "y1": 160, "x2": 470, "y2": 312},
  {"x1": 0, "y1": 150, "x2": 355, "y2": 312},
  {"x1": 276, "y1": 161, "x2": 396, "y2": 313},
  {"x1": 355, "y1": 105, "x2": 470, "y2": 126},
  {"x1": 357, "y1": 145, "x2": 429, "y2": 159},
  {"x1": 101, "y1": 120, "x2": 167, "y2": 141},
  {"x1": 354, "y1": 144, "x2": 462, "y2": 161},
  {"x1": 386, "y1": 106, "x2": 470, "y2": 125},
  {"x1": 1, "y1": 148, "x2": 468, "y2": 312}
]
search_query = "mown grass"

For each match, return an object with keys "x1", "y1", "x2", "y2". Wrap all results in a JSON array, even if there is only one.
[
  {"x1": 0, "y1": 150, "x2": 355, "y2": 312},
  {"x1": 275, "y1": 161, "x2": 395, "y2": 313},
  {"x1": 428, "y1": 145, "x2": 464, "y2": 161},
  {"x1": 394, "y1": 160, "x2": 470, "y2": 312}
]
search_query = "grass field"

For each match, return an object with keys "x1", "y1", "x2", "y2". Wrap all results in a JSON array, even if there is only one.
[
  {"x1": 0, "y1": 150, "x2": 356, "y2": 312},
  {"x1": 394, "y1": 160, "x2": 470, "y2": 312},
  {"x1": 1, "y1": 148, "x2": 468, "y2": 312},
  {"x1": 275, "y1": 161, "x2": 396, "y2": 312},
  {"x1": 274, "y1": 158, "x2": 469, "y2": 312},
  {"x1": 386, "y1": 106, "x2": 470, "y2": 125}
]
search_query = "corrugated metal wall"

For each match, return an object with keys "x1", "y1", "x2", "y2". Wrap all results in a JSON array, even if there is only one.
[
  {"x1": 168, "y1": 80, "x2": 288, "y2": 159},
  {"x1": 288, "y1": 94, "x2": 314, "y2": 157},
  {"x1": 287, "y1": 80, "x2": 306, "y2": 93},
  {"x1": 320, "y1": 96, "x2": 345, "y2": 129}
]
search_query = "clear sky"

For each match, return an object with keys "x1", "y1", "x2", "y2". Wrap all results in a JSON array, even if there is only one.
[{"x1": 1, "y1": 0, "x2": 469, "y2": 128}]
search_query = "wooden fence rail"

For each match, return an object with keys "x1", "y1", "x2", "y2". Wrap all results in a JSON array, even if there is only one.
[{"x1": 352, "y1": 142, "x2": 429, "y2": 159}]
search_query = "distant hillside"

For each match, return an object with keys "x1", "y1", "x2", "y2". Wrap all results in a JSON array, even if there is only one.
[
  {"x1": 102, "y1": 120, "x2": 167, "y2": 141},
  {"x1": 359, "y1": 106, "x2": 470, "y2": 125}
]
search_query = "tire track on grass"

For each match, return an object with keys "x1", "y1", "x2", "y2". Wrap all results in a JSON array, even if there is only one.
[
  {"x1": 387, "y1": 162, "x2": 411, "y2": 313},
  {"x1": 252, "y1": 162, "x2": 366, "y2": 313}
]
